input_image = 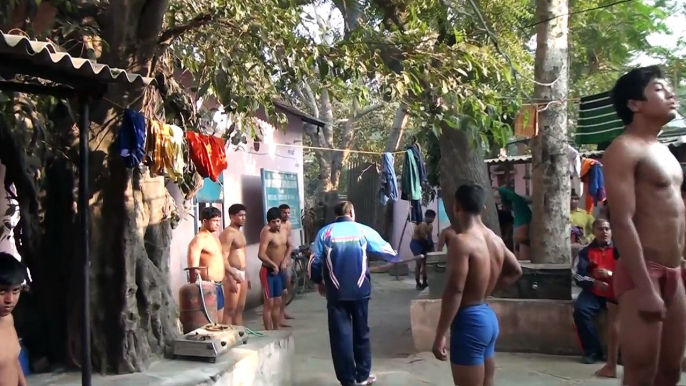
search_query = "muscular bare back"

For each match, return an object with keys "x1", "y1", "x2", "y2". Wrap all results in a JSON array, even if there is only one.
[
  {"x1": 449, "y1": 225, "x2": 508, "y2": 306},
  {"x1": 604, "y1": 135, "x2": 685, "y2": 268},
  {"x1": 188, "y1": 231, "x2": 225, "y2": 282},
  {"x1": 220, "y1": 226, "x2": 247, "y2": 271}
]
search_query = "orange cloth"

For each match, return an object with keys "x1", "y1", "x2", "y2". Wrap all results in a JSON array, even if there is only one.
[
  {"x1": 186, "y1": 131, "x2": 228, "y2": 182},
  {"x1": 580, "y1": 158, "x2": 598, "y2": 214},
  {"x1": 514, "y1": 105, "x2": 538, "y2": 137}
]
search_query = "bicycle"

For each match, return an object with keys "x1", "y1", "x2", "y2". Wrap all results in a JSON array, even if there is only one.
[{"x1": 285, "y1": 245, "x2": 315, "y2": 306}]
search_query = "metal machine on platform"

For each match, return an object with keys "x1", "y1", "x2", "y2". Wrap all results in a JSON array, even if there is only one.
[{"x1": 173, "y1": 323, "x2": 248, "y2": 363}]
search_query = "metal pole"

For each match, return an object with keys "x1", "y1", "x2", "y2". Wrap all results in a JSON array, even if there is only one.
[{"x1": 78, "y1": 95, "x2": 92, "y2": 386}]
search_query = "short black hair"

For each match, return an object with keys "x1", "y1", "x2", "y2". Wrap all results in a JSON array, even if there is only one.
[
  {"x1": 266, "y1": 207, "x2": 281, "y2": 222},
  {"x1": 279, "y1": 204, "x2": 290, "y2": 210},
  {"x1": 592, "y1": 218, "x2": 610, "y2": 229},
  {"x1": 200, "y1": 206, "x2": 221, "y2": 221},
  {"x1": 334, "y1": 201, "x2": 354, "y2": 217},
  {"x1": 611, "y1": 66, "x2": 663, "y2": 125},
  {"x1": 0, "y1": 253, "x2": 27, "y2": 288},
  {"x1": 228, "y1": 204, "x2": 246, "y2": 216},
  {"x1": 425, "y1": 209, "x2": 436, "y2": 217},
  {"x1": 455, "y1": 183, "x2": 486, "y2": 215}
]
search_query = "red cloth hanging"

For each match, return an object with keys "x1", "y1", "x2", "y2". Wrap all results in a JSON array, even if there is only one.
[{"x1": 186, "y1": 131, "x2": 228, "y2": 182}]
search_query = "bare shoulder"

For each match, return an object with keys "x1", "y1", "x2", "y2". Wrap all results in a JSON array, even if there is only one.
[{"x1": 602, "y1": 134, "x2": 643, "y2": 168}]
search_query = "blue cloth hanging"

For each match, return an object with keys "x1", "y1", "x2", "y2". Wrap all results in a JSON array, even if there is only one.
[
  {"x1": 115, "y1": 109, "x2": 147, "y2": 168},
  {"x1": 379, "y1": 152, "x2": 399, "y2": 205}
]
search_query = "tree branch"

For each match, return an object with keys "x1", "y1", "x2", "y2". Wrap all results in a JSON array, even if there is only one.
[
  {"x1": 158, "y1": 13, "x2": 213, "y2": 46},
  {"x1": 335, "y1": 103, "x2": 386, "y2": 124}
]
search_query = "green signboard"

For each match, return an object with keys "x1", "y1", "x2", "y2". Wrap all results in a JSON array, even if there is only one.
[{"x1": 260, "y1": 169, "x2": 302, "y2": 229}]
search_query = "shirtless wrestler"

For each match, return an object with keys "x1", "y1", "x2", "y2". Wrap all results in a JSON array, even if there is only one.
[
  {"x1": 603, "y1": 66, "x2": 684, "y2": 386},
  {"x1": 278, "y1": 204, "x2": 294, "y2": 324},
  {"x1": 258, "y1": 207, "x2": 290, "y2": 330},
  {"x1": 432, "y1": 184, "x2": 522, "y2": 386},
  {"x1": 219, "y1": 204, "x2": 250, "y2": 325},
  {"x1": 0, "y1": 253, "x2": 28, "y2": 386},
  {"x1": 438, "y1": 225, "x2": 458, "y2": 251},
  {"x1": 187, "y1": 207, "x2": 226, "y2": 324}
]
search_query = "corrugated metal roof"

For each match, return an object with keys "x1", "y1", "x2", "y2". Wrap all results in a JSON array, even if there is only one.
[
  {"x1": 0, "y1": 33, "x2": 154, "y2": 87},
  {"x1": 273, "y1": 99, "x2": 327, "y2": 127},
  {"x1": 485, "y1": 150, "x2": 605, "y2": 165}
]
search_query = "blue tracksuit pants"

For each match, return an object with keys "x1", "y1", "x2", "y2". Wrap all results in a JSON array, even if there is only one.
[{"x1": 327, "y1": 298, "x2": 371, "y2": 386}]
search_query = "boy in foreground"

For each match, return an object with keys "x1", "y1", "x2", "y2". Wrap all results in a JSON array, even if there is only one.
[
  {"x1": 432, "y1": 184, "x2": 522, "y2": 385},
  {"x1": 0, "y1": 252, "x2": 28, "y2": 386}
]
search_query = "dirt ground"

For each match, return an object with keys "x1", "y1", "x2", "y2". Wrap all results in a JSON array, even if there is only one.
[{"x1": 244, "y1": 273, "x2": 686, "y2": 386}]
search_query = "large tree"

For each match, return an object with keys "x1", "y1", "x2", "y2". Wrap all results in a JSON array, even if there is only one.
[{"x1": 0, "y1": 0, "x2": 356, "y2": 373}]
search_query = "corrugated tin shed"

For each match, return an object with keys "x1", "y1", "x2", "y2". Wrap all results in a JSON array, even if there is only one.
[{"x1": 0, "y1": 32, "x2": 154, "y2": 88}]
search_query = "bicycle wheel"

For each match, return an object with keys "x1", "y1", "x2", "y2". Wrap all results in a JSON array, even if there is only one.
[
  {"x1": 285, "y1": 266, "x2": 299, "y2": 306},
  {"x1": 295, "y1": 258, "x2": 309, "y2": 295}
]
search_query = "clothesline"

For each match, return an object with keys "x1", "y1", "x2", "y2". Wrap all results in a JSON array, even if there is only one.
[{"x1": 243, "y1": 140, "x2": 405, "y2": 155}]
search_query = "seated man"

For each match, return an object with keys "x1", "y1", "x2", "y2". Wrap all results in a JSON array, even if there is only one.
[{"x1": 572, "y1": 218, "x2": 620, "y2": 377}]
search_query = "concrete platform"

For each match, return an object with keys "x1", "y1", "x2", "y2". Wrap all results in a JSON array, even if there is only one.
[
  {"x1": 410, "y1": 290, "x2": 606, "y2": 355},
  {"x1": 26, "y1": 331, "x2": 293, "y2": 386}
]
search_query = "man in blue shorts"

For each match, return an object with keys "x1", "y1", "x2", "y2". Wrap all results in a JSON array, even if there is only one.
[
  {"x1": 432, "y1": 184, "x2": 522, "y2": 385},
  {"x1": 409, "y1": 209, "x2": 436, "y2": 290},
  {"x1": 258, "y1": 207, "x2": 290, "y2": 330}
]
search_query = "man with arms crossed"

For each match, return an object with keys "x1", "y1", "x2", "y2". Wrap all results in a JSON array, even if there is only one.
[
  {"x1": 309, "y1": 201, "x2": 398, "y2": 386},
  {"x1": 219, "y1": 204, "x2": 250, "y2": 325},
  {"x1": 279, "y1": 204, "x2": 294, "y2": 324},
  {"x1": 258, "y1": 207, "x2": 289, "y2": 330},
  {"x1": 0, "y1": 253, "x2": 28, "y2": 386},
  {"x1": 603, "y1": 66, "x2": 684, "y2": 386},
  {"x1": 187, "y1": 207, "x2": 226, "y2": 323},
  {"x1": 432, "y1": 184, "x2": 523, "y2": 386}
]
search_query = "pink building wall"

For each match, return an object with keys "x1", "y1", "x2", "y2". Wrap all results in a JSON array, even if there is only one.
[{"x1": 168, "y1": 110, "x2": 305, "y2": 309}]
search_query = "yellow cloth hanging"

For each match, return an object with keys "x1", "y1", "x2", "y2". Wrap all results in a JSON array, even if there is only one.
[
  {"x1": 514, "y1": 105, "x2": 538, "y2": 137},
  {"x1": 144, "y1": 121, "x2": 185, "y2": 182}
]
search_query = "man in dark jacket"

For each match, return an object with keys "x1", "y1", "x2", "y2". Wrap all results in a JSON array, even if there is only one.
[
  {"x1": 309, "y1": 201, "x2": 398, "y2": 386},
  {"x1": 572, "y1": 218, "x2": 619, "y2": 375}
]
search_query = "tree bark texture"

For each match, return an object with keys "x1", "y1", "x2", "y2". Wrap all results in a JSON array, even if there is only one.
[
  {"x1": 3, "y1": 0, "x2": 182, "y2": 374},
  {"x1": 530, "y1": 0, "x2": 571, "y2": 264},
  {"x1": 438, "y1": 124, "x2": 500, "y2": 235}
]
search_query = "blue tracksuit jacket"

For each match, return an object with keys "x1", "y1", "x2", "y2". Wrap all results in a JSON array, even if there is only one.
[{"x1": 309, "y1": 217, "x2": 398, "y2": 302}]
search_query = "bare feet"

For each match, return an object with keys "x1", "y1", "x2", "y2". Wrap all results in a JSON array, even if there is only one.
[
  {"x1": 280, "y1": 323, "x2": 292, "y2": 328},
  {"x1": 594, "y1": 364, "x2": 617, "y2": 378},
  {"x1": 284, "y1": 313, "x2": 294, "y2": 320}
]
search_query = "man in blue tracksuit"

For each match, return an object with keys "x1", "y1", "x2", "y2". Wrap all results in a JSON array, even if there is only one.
[{"x1": 309, "y1": 201, "x2": 398, "y2": 386}]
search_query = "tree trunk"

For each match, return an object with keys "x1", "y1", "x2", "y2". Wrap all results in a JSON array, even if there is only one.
[
  {"x1": 62, "y1": 0, "x2": 181, "y2": 373},
  {"x1": 438, "y1": 123, "x2": 500, "y2": 235},
  {"x1": 530, "y1": 0, "x2": 570, "y2": 264}
]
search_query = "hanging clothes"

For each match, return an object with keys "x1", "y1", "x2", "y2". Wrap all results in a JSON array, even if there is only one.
[
  {"x1": 580, "y1": 158, "x2": 606, "y2": 214},
  {"x1": 379, "y1": 152, "x2": 399, "y2": 205},
  {"x1": 410, "y1": 200, "x2": 423, "y2": 224},
  {"x1": 115, "y1": 109, "x2": 146, "y2": 168},
  {"x1": 401, "y1": 148, "x2": 421, "y2": 201},
  {"x1": 409, "y1": 144, "x2": 428, "y2": 185},
  {"x1": 186, "y1": 131, "x2": 228, "y2": 182},
  {"x1": 567, "y1": 145, "x2": 581, "y2": 178},
  {"x1": 514, "y1": 105, "x2": 538, "y2": 137},
  {"x1": 144, "y1": 120, "x2": 185, "y2": 182}
]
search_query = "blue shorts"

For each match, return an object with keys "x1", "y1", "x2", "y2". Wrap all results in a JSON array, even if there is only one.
[
  {"x1": 409, "y1": 239, "x2": 433, "y2": 257},
  {"x1": 214, "y1": 281, "x2": 224, "y2": 310},
  {"x1": 281, "y1": 269, "x2": 289, "y2": 290},
  {"x1": 450, "y1": 303, "x2": 499, "y2": 366},
  {"x1": 260, "y1": 265, "x2": 284, "y2": 299}
]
